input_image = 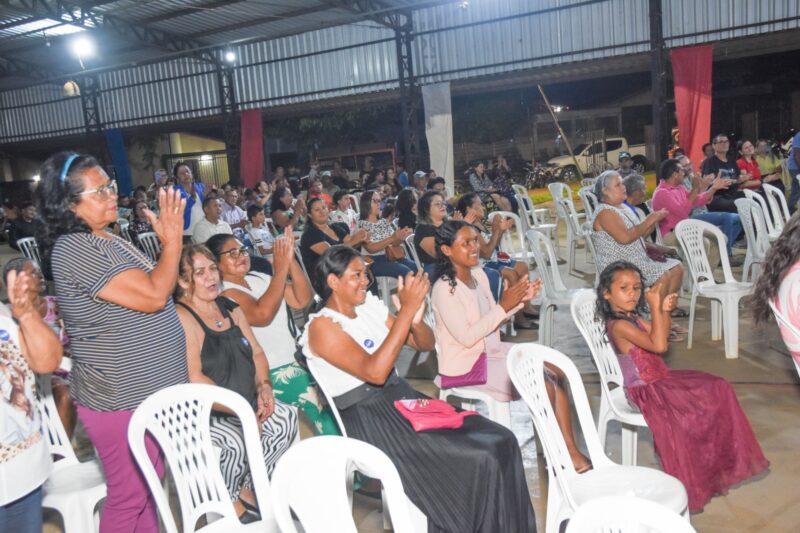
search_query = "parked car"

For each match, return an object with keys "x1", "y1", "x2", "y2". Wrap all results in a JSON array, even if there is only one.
[{"x1": 547, "y1": 137, "x2": 648, "y2": 181}]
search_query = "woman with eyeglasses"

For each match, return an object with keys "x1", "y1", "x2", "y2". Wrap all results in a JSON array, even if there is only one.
[
  {"x1": 35, "y1": 152, "x2": 188, "y2": 532},
  {"x1": 356, "y1": 190, "x2": 416, "y2": 279},
  {"x1": 175, "y1": 244, "x2": 297, "y2": 522}
]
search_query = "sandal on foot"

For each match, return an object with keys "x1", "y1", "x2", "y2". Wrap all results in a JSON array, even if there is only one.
[
  {"x1": 668, "y1": 331, "x2": 685, "y2": 342},
  {"x1": 671, "y1": 324, "x2": 689, "y2": 334},
  {"x1": 670, "y1": 308, "x2": 689, "y2": 318}
]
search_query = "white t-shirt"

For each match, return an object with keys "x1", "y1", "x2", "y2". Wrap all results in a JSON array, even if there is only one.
[
  {"x1": 192, "y1": 218, "x2": 233, "y2": 245},
  {"x1": 0, "y1": 311, "x2": 52, "y2": 505},
  {"x1": 329, "y1": 208, "x2": 358, "y2": 233},
  {"x1": 222, "y1": 273, "x2": 297, "y2": 369},
  {"x1": 246, "y1": 224, "x2": 275, "y2": 260},
  {"x1": 185, "y1": 192, "x2": 205, "y2": 236},
  {"x1": 300, "y1": 292, "x2": 390, "y2": 397}
]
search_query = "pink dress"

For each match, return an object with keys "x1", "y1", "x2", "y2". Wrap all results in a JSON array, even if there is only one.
[
  {"x1": 773, "y1": 260, "x2": 800, "y2": 365},
  {"x1": 609, "y1": 318, "x2": 769, "y2": 512}
]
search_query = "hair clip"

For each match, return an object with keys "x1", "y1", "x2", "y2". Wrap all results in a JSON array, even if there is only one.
[{"x1": 59, "y1": 153, "x2": 80, "y2": 183}]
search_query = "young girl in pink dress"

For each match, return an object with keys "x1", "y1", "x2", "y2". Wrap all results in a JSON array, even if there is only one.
[{"x1": 597, "y1": 261, "x2": 768, "y2": 512}]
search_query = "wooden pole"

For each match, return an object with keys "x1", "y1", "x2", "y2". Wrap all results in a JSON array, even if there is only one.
[{"x1": 537, "y1": 84, "x2": 584, "y2": 180}]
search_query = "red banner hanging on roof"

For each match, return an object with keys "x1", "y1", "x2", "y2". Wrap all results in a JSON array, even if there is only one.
[
  {"x1": 240, "y1": 109, "x2": 264, "y2": 188},
  {"x1": 671, "y1": 45, "x2": 713, "y2": 172}
]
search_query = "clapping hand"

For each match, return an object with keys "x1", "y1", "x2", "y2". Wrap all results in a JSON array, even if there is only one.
[
  {"x1": 7, "y1": 270, "x2": 36, "y2": 322},
  {"x1": 644, "y1": 278, "x2": 666, "y2": 310},
  {"x1": 394, "y1": 271, "x2": 429, "y2": 324},
  {"x1": 499, "y1": 278, "x2": 534, "y2": 313},
  {"x1": 272, "y1": 231, "x2": 295, "y2": 275},
  {"x1": 145, "y1": 186, "x2": 186, "y2": 248}
]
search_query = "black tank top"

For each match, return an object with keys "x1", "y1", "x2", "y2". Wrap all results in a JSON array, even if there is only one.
[{"x1": 177, "y1": 298, "x2": 257, "y2": 409}]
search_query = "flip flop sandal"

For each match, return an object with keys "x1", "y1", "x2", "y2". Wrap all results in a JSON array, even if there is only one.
[
  {"x1": 671, "y1": 324, "x2": 689, "y2": 334},
  {"x1": 671, "y1": 308, "x2": 689, "y2": 318},
  {"x1": 668, "y1": 331, "x2": 685, "y2": 342}
]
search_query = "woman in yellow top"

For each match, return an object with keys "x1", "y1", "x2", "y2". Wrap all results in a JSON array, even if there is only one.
[{"x1": 755, "y1": 139, "x2": 789, "y2": 191}]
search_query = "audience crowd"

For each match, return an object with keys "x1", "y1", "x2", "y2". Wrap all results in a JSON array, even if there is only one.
[{"x1": 1, "y1": 130, "x2": 799, "y2": 531}]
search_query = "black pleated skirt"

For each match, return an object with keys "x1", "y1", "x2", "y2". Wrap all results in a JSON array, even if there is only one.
[{"x1": 339, "y1": 378, "x2": 536, "y2": 533}]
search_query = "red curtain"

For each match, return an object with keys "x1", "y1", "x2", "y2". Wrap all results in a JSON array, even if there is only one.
[
  {"x1": 239, "y1": 109, "x2": 264, "y2": 188},
  {"x1": 672, "y1": 45, "x2": 713, "y2": 171}
]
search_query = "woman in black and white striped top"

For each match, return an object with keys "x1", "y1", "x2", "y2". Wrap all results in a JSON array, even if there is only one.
[{"x1": 35, "y1": 151, "x2": 188, "y2": 533}]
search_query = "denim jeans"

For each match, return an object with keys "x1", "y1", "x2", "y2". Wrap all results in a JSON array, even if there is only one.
[
  {"x1": 690, "y1": 211, "x2": 742, "y2": 256},
  {"x1": 0, "y1": 487, "x2": 42, "y2": 533},
  {"x1": 369, "y1": 254, "x2": 417, "y2": 279}
]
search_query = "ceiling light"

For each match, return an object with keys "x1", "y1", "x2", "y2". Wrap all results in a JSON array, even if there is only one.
[
  {"x1": 224, "y1": 50, "x2": 236, "y2": 63},
  {"x1": 71, "y1": 36, "x2": 94, "y2": 58},
  {"x1": 32, "y1": 174, "x2": 41, "y2": 182},
  {"x1": 200, "y1": 154, "x2": 212, "y2": 162}
]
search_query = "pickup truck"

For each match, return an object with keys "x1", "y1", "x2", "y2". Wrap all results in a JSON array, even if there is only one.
[{"x1": 547, "y1": 137, "x2": 648, "y2": 181}]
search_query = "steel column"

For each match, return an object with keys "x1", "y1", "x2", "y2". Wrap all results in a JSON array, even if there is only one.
[
  {"x1": 649, "y1": 0, "x2": 668, "y2": 162},
  {"x1": 395, "y1": 14, "x2": 421, "y2": 172}
]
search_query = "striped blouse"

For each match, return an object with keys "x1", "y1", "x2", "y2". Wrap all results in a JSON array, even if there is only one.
[{"x1": 51, "y1": 233, "x2": 187, "y2": 411}]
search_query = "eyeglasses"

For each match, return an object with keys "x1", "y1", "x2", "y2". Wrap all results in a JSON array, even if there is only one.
[
  {"x1": 79, "y1": 180, "x2": 118, "y2": 199},
  {"x1": 219, "y1": 246, "x2": 249, "y2": 259},
  {"x1": 714, "y1": 140, "x2": 730, "y2": 145}
]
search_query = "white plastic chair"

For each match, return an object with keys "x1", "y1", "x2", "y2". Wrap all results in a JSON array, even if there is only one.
[
  {"x1": 570, "y1": 290, "x2": 648, "y2": 465},
  {"x1": 137, "y1": 231, "x2": 162, "y2": 262},
  {"x1": 487, "y1": 211, "x2": 535, "y2": 267},
  {"x1": 127, "y1": 383, "x2": 278, "y2": 532},
  {"x1": 35, "y1": 373, "x2": 107, "y2": 533},
  {"x1": 742, "y1": 189, "x2": 780, "y2": 241},
  {"x1": 566, "y1": 495, "x2": 696, "y2": 533},
  {"x1": 768, "y1": 300, "x2": 800, "y2": 379},
  {"x1": 117, "y1": 219, "x2": 132, "y2": 242},
  {"x1": 348, "y1": 194, "x2": 360, "y2": 215},
  {"x1": 516, "y1": 191, "x2": 558, "y2": 248},
  {"x1": 272, "y1": 436, "x2": 420, "y2": 533},
  {"x1": 305, "y1": 359, "x2": 427, "y2": 531},
  {"x1": 734, "y1": 198, "x2": 769, "y2": 282},
  {"x1": 17, "y1": 236, "x2": 42, "y2": 267},
  {"x1": 404, "y1": 234, "x2": 422, "y2": 271},
  {"x1": 525, "y1": 229, "x2": 583, "y2": 346},
  {"x1": 762, "y1": 182, "x2": 790, "y2": 230},
  {"x1": 580, "y1": 222, "x2": 600, "y2": 288},
  {"x1": 577, "y1": 187, "x2": 599, "y2": 219},
  {"x1": 674, "y1": 219, "x2": 753, "y2": 359},
  {"x1": 506, "y1": 344, "x2": 689, "y2": 533},
  {"x1": 549, "y1": 184, "x2": 586, "y2": 271}
]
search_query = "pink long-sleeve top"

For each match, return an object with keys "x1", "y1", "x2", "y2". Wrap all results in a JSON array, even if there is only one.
[
  {"x1": 431, "y1": 267, "x2": 517, "y2": 376},
  {"x1": 651, "y1": 180, "x2": 712, "y2": 236}
]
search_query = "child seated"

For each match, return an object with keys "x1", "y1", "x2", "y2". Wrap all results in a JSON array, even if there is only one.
[{"x1": 597, "y1": 260, "x2": 768, "y2": 512}]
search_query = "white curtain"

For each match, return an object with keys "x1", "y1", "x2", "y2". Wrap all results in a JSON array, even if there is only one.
[{"x1": 422, "y1": 82, "x2": 455, "y2": 195}]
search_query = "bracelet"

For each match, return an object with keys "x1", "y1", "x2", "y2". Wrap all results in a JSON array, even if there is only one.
[{"x1": 257, "y1": 379, "x2": 272, "y2": 391}]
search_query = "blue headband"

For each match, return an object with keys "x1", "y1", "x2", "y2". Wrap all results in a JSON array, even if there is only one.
[{"x1": 59, "y1": 153, "x2": 80, "y2": 183}]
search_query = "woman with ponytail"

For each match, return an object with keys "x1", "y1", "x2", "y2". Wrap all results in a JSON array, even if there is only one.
[
  {"x1": 431, "y1": 220, "x2": 592, "y2": 472},
  {"x1": 301, "y1": 245, "x2": 536, "y2": 532},
  {"x1": 35, "y1": 152, "x2": 188, "y2": 532}
]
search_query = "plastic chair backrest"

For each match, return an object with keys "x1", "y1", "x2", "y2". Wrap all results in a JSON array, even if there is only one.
[
  {"x1": 558, "y1": 198, "x2": 584, "y2": 238},
  {"x1": 581, "y1": 223, "x2": 600, "y2": 287},
  {"x1": 566, "y1": 495, "x2": 696, "y2": 533},
  {"x1": 512, "y1": 183, "x2": 528, "y2": 199},
  {"x1": 577, "y1": 187, "x2": 598, "y2": 218},
  {"x1": 515, "y1": 193, "x2": 535, "y2": 230},
  {"x1": 348, "y1": 194, "x2": 360, "y2": 214},
  {"x1": 404, "y1": 234, "x2": 422, "y2": 271},
  {"x1": 549, "y1": 183, "x2": 572, "y2": 220},
  {"x1": 742, "y1": 189, "x2": 777, "y2": 235},
  {"x1": 768, "y1": 300, "x2": 800, "y2": 379},
  {"x1": 264, "y1": 218, "x2": 279, "y2": 237},
  {"x1": 305, "y1": 357, "x2": 348, "y2": 437},
  {"x1": 506, "y1": 343, "x2": 611, "y2": 509},
  {"x1": 580, "y1": 178, "x2": 597, "y2": 188},
  {"x1": 295, "y1": 242, "x2": 310, "y2": 278},
  {"x1": 117, "y1": 219, "x2": 132, "y2": 242},
  {"x1": 570, "y1": 290, "x2": 624, "y2": 394},
  {"x1": 762, "y1": 183, "x2": 790, "y2": 229},
  {"x1": 34, "y1": 373, "x2": 80, "y2": 470},
  {"x1": 127, "y1": 383, "x2": 276, "y2": 533},
  {"x1": 674, "y1": 219, "x2": 736, "y2": 285},
  {"x1": 526, "y1": 229, "x2": 567, "y2": 294},
  {"x1": 271, "y1": 436, "x2": 415, "y2": 533},
  {"x1": 137, "y1": 231, "x2": 161, "y2": 262},
  {"x1": 734, "y1": 198, "x2": 768, "y2": 259},
  {"x1": 17, "y1": 237, "x2": 42, "y2": 266}
]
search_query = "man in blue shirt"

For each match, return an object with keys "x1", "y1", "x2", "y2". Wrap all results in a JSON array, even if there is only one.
[{"x1": 788, "y1": 131, "x2": 800, "y2": 213}]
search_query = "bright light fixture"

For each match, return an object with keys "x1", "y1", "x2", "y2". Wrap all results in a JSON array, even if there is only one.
[
  {"x1": 552, "y1": 105, "x2": 563, "y2": 113},
  {"x1": 32, "y1": 174, "x2": 41, "y2": 182},
  {"x1": 200, "y1": 154, "x2": 212, "y2": 162},
  {"x1": 224, "y1": 51, "x2": 236, "y2": 63},
  {"x1": 71, "y1": 36, "x2": 94, "y2": 58}
]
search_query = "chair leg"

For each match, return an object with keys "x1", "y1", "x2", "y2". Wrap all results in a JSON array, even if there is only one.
[
  {"x1": 488, "y1": 399, "x2": 512, "y2": 430},
  {"x1": 722, "y1": 295, "x2": 741, "y2": 359},
  {"x1": 710, "y1": 300, "x2": 722, "y2": 341},
  {"x1": 687, "y1": 292, "x2": 697, "y2": 349},
  {"x1": 59, "y1": 500, "x2": 98, "y2": 533},
  {"x1": 621, "y1": 425, "x2": 638, "y2": 466},
  {"x1": 545, "y1": 477, "x2": 565, "y2": 533},
  {"x1": 596, "y1": 397, "x2": 611, "y2": 454}
]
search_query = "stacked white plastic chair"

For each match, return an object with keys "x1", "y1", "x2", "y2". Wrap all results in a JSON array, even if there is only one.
[
  {"x1": 566, "y1": 495, "x2": 696, "y2": 533},
  {"x1": 117, "y1": 219, "x2": 132, "y2": 242},
  {"x1": 506, "y1": 344, "x2": 689, "y2": 533},
  {"x1": 577, "y1": 186, "x2": 599, "y2": 219},
  {"x1": 137, "y1": 231, "x2": 162, "y2": 263},
  {"x1": 487, "y1": 211, "x2": 535, "y2": 268},
  {"x1": 769, "y1": 300, "x2": 800, "y2": 379},
  {"x1": 515, "y1": 187, "x2": 558, "y2": 248},
  {"x1": 404, "y1": 233, "x2": 422, "y2": 271},
  {"x1": 127, "y1": 383, "x2": 278, "y2": 532},
  {"x1": 742, "y1": 189, "x2": 781, "y2": 242},
  {"x1": 570, "y1": 290, "x2": 648, "y2": 465},
  {"x1": 762, "y1": 182, "x2": 791, "y2": 230},
  {"x1": 674, "y1": 219, "x2": 753, "y2": 359},
  {"x1": 548, "y1": 182, "x2": 587, "y2": 274},
  {"x1": 272, "y1": 436, "x2": 421, "y2": 533},
  {"x1": 17, "y1": 236, "x2": 42, "y2": 267},
  {"x1": 36, "y1": 373, "x2": 107, "y2": 533},
  {"x1": 525, "y1": 229, "x2": 582, "y2": 346},
  {"x1": 734, "y1": 198, "x2": 769, "y2": 282}
]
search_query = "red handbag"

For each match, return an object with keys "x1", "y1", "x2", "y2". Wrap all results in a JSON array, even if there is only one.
[{"x1": 394, "y1": 399, "x2": 477, "y2": 432}]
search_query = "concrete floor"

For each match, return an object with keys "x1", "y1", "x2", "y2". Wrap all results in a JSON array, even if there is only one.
[{"x1": 32, "y1": 217, "x2": 800, "y2": 533}]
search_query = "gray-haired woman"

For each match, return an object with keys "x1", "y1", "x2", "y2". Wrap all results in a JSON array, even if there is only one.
[{"x1": 590, "y1": 170, "x2": 684, "y2": 298}]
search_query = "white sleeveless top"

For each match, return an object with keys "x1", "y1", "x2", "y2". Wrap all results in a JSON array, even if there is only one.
[
  {"x1": 222, "y1": 272, "x2": 297, "y2": 369},
  {"x1": 299, "y1": 292, "x2": 390, "y2": 397}
]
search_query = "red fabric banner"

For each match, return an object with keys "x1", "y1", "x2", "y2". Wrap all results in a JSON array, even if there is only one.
[
  {"x1": 672, "y1": 45, "x2": 713, "y2": 172},
  {"x1": 239, "y1": 109, "x2": 264, "y2": 188}
]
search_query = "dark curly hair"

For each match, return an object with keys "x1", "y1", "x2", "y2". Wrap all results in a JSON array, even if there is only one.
[
  {"x1": 311, "y1": 245, "x2": 363, "y2": 310},
  {"x1": 594, "y1": 261, "x2": 649, "y2": 323},
  {"x1": 751, "y1": 210, "x2": 800, "y2": 323},
  {"x1": 431, "y1": 220, "x2": 475, "y2": 293},
  {"x1": 34, "y1": 152, "x2": 97, "y2": 273}
]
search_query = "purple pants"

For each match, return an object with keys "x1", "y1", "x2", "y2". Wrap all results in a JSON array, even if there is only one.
[{"x1": 76, "y1": 404, "x2": 164, "y2": 533}]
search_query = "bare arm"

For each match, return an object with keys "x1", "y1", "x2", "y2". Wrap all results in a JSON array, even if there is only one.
[
  {"x1": 98, "y1": 188, "x2": 185, "y2": 313},
  {"x1": 594, "y1": 208, "x2": 664, "y2": 245},
  {"x1": 9, "y1": 271, "x2": 62, "y2": 373}
]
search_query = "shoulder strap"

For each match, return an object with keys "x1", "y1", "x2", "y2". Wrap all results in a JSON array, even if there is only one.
[{"x1": 175, "y1": 301, "x2": 214, "y2": 333}]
